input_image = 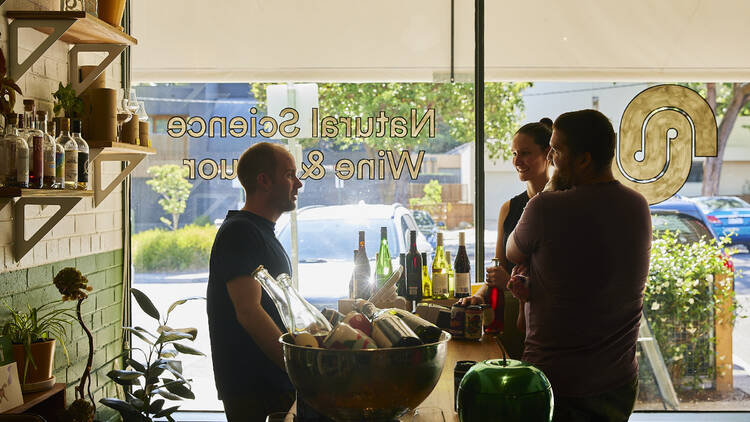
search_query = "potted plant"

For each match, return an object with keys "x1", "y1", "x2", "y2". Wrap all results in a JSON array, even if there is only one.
[
  {"x1": 1, "y1": 300, "x2": 73, "y2": 386},
  {"x1": 54, "y1": 267, "x2": 96, "y2": 422},
  {"x1": 52, "y1": 82, "x2": 83, "y2": 118},
  {"x1": 100, "y1": 289, "x2": 204, "y2": 422},
  {"x1": 0, "y1": 46, "x2": 23, "y2": 120}
]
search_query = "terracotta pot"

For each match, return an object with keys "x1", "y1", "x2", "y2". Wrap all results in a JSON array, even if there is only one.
[
  {"x1": 12, "y1": 340, "x2": 56, "y2": 384},
  {"x1": 98, "y1": 0, "x2": 127, "y2": 29}
]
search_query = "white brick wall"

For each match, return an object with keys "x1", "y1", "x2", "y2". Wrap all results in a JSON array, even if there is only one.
[{"x1": 1, "y1": 0, "x2": 126, "y2": 272}]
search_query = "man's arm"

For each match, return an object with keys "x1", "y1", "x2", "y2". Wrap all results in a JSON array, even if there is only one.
[
  {"x1": 506, "y1": 231, "x2": 528, "y2": 265},
  {"x1": 226, "y1": 275, "x2": 285, "y2": 370}
]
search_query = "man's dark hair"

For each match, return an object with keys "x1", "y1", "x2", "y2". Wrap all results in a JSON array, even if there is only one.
[
  {"x1": 516, "y1": 118, "x2": 553, "y2": 150},
  {"x1": 237, "y1": 142, "x2": 287, "y2": 194},
  {"x1": 553, "y1": 109, "x2": 615, "y2": 172}
]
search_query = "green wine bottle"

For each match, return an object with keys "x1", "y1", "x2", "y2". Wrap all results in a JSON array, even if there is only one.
[
  {"x1": 421, "y1": 252, "x2": 432, "y2": 298},
  {"x1": 431, "y1": 232, "x2": 449, "y2": 299},
  {"x1": 375, "y1": 226, "x2": 393, "y2": 289},
  {"x1": 446, "y1": 250, "x2": 455, "y2": 298}
]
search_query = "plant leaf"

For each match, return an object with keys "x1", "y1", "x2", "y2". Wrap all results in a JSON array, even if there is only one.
[
  {"x1": 162, "y1": 378, "x2": 195, "y2": 399},
  {"x1": 125, "y1": 392, "x2": 145, "y2": 411},
  {"x1": 173, "y1": 342, "x2": 204, "y2": 356},
  {"x1": 157, "y1": 326, "x2": 197, "y2": 341},
  {"x1": 123, "y1": 327, "x2": 154, "y2": 345},
  {"x1": 155, "y1": 405, "x2": 181, "y2": 418},
  {"x1": 149, "y1": 398, "x2": 165, "y2": 414},
  {"x1": 155, "y1": 331, "x2": 193, "y2": 344},
  {"x1": 131, "y1": 288, "x2": 160, "y2": 320},
  {"x1": 99, "y1": 398, "x2": 138, "y2": 414},
  {"x1": 154, "y1": 388, "x2": 182, "y2": 401},
  {"x1": 125, "y1": 358, "x2": 146, "y2": 373},
  {"x1": 160, "y1": 348, "x2": 177, "y2": 358},
  {"x1": 107, "y1": 369, "x2": 143, "y2": 386},
  {"x1": 166, "y1": 296, "x2": 204, "y2": 316}
]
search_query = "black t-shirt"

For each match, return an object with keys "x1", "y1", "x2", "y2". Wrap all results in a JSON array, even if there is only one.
[
  {"x1": 502, "y1": 191, "x2": 530, "y2": 272},
  {"x1": 206, "y1": 210, "x2": 294, "y2": 400}
]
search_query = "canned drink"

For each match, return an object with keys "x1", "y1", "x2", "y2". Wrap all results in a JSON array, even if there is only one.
[
  {"x1": 450, "y1": 303, "x2": 466, "y2": 339},
  {"x1": 322, "y1": 322, "x2": 378, "y2": 350},
  {"x1": 465, "y1": 305, "x2": 483, "y2": 340}
]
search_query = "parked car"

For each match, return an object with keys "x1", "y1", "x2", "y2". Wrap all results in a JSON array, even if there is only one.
[
  {"x1": 649, "y1": 194, "x2": 718, "y2": 239},
  {"x1": 692, "y1": 196, "x2": 750, "y2": 248},
  {"x1": 276, "y1": 203, "x2": 433, "y2": 306},
  {"x1": 412, "y1": 209, "x2": 441, "y2": 248}
]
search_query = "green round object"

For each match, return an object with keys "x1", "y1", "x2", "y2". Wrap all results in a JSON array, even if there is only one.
[{"x1": 457, "y1": 358, "x2": 554, "y2": 422}]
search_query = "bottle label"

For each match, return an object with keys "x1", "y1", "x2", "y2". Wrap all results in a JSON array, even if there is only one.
[
  {"x1": 433, "y1": 273, "x2": 448, "y2": 295},
  {"x1": 44, "y1": 147, "x2": 56, "y2": 176},
  {"x1": 65, "y1": 151, "x2": 78, "y2": 182},
  {"x1": 16, "y1": 147, "x2": 29, "y2": 184},
  {"x1": 455, "y1": 273, "x2": 471, "y2": 294},
  {"x1": 78, "y1": 151, "x2": 89, "y2": 183},
  {"x1": 408, "y1": 286, "x2": 419, "y2": 296},
  {"x1": 56, "y1": 151, "x2": 65, "y2": 179}
]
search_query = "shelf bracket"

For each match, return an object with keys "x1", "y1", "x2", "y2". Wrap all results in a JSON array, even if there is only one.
[
  {"x1": 13, "y1": 196, "x2": 82, "y2": 261},
  {"x1": 8, "y1": 18, "x2": 76, "y2": 81},
  {"x1": 69, "y1": 44, "x2": 127, "y2": 95},
  {"x1": 91, "y1": 152, "x2": 146, "y2": 207}
]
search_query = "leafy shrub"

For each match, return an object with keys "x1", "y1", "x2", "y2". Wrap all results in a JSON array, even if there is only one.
[
  {"x1": 132, "y1": 225, "x2": 217, "y2": 272},
  {"x1": 645, "y1": 231, "x2": 736, "y2": 389},
  {"x1": 192, "y1": 215, "x2": 211, "y2": 227}
]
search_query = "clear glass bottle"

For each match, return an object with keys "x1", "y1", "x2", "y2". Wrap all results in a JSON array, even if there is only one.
[
  {"x1": 431, "y1": 232, "x2": 449, "y2": 299},
  {"x1": 59, "y1": 118, "x2": 78, "y2": 190},
  {"x1": 71, "y1": 120, "x2": 89, "y2": 190},
  {"x1": 49, "y1": 120, "x2": 64, "y2": 189},
  {"x1": 252, "y1": 265, "x2": 332, "y2": 337},
  {"x1": 23, "y1": 100, "x2": 44, "y2": 188},
  {"x1": 354, "y1": 230, "x2": 372, "y2": 299},
  {"x1": 36, "y1": 110, "x2": 57, "y2": 189},
  {"x1": 1, "y1": 114, "x2": 29, "y2": 188}
]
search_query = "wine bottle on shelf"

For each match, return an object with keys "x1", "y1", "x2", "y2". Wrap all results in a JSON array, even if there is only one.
[
  {"x1": 421, "y1": 252, "x2": 432, "y2": 298},
  {"x1": 49, "y1": 120, "x2": 64, "y2": 189},
  {"x1": 431, "y1": 232, "x2": 449, "y2": 299},
  {"x1": 23, "y1": 100, "x2": 43, "y2": 189},
  {"x1": 71, "y1": 120, "x2": 89, "y2": 190},
  {"x1": 446, "y1": 250, "x2": 455, "y2": 298},
  {"x1": 1, "y1": 114, "x2": 29, "y2": 188},
  {"x1": 59, "y1": 118, "x2": 78, "y2": 190},
  {"x1": 397, "y1": 253, "x2": 407, "y2": 297},
  {"x1": 405, "y1": 230, "x2": 422, "y2": 302},
  {"x1": 375, "y1": 226, "x2": 393, "y2": 289},
  {"x1": 454, "y1": 231, "x2": 471, "y2": 298},
  {"x1": 353, "y1": 231, "x2": 371, "y2": 299},
  {"x1": 35, "y1": 110, "x2": 56, "y2": 189}
]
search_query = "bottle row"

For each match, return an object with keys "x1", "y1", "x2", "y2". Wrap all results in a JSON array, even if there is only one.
[
  {"x1": 0, "y1": 99, "x2": 90, "y2": 190},
  {"x1": 350, "y1": 227, "x2": 472, "y2": 303}
]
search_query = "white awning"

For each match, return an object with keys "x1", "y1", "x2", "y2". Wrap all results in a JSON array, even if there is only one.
[{"x1": 132, "y1": 0, "x2": 750, "y2": 82}]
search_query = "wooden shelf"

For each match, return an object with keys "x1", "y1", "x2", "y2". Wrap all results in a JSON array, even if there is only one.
[
  {"x1": 88, "y1": 141, "x2": 156, "y2": 155},
  {"x1": 0, "y1": 187, "x2": 93, "y2": 199},
  {"x1": 6, "y1": 11, "x2": 137, "y2": 45},
  {"x1": 6, "y1": 383, "x2": 65, "y2": 416}
]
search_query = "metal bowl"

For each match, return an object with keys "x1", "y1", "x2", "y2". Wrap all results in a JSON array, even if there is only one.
[{"x1": 280, "y1": 332, "x2": 451, "y2": 422}]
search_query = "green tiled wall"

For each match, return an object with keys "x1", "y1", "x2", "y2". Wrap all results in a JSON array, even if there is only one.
[{"x1": 0, "y1": 250, "x2": 125, "y2": 417}]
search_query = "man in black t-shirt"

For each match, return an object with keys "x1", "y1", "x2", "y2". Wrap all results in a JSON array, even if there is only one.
[{"x1": 207, "y1": 142, "x2": 303, "y2": 421}]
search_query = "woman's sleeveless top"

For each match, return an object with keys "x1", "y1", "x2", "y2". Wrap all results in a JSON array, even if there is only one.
[{"x1": 501, "y1": 191, "x2": 530, "y2": 272}]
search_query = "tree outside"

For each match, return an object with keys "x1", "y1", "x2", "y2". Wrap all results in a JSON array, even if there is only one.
[{"x1": 146, "y1": 164, "x2": 193, "y2": 230}]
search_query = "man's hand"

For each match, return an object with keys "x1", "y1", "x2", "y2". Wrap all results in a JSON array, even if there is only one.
[
  {"x1": 458, "y1": 295, "x2": 484, "y2": 306},
  {"x1": 506, "y1": 264, "x2": 530, "y2": 302}
]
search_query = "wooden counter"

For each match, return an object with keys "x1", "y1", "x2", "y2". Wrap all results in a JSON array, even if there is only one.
[{"x1": 407, "y1": 335, "x2": 504, "y2": 422}]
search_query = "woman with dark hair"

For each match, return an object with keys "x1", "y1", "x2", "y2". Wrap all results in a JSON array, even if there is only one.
[{"x1": 460, "y1": 118, "x2": 552, "y2": 358}]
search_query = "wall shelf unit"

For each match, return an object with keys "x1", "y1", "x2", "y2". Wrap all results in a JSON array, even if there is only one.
[
  {"x1": 6, "y1": 10, "x2": 138, "y2": 95},
  {"x1": 89, "y1": 142, "x2": 156, "y2": 207}
]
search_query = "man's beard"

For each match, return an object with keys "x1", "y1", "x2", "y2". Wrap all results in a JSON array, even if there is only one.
[{"x1": 543, "y1": 167, "x2": 572, "y2": 192}]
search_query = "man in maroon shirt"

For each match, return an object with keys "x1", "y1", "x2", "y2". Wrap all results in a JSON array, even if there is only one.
[{"x1": 506, "y1": 109, "x2": 651, "y2": 422}]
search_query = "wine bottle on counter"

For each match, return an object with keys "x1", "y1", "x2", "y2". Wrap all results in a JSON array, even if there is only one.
[
  {"x1": 371, "y1": 313, "x2": 423, "y2": 348},
  {"x1": 348, "y1": 249, "x2": 357, "y2": 299},
  {"x1": 454, "y1": 231, "x2": 471, "y2": 298},
  {"x1": 353, "y1": 231, "x2": 371, "y2": 299},
  {"x1": 405, "y1": 231, "x2": 422, "y2": 301},
  {"x1": 397, "y1": 253, "x2": 407, "y2": 297},
  {"x1": 375, "y1": 226, "x2": 393, "y2": 289},
  {"x1": 446, "y1": 250, "x2": 455, "y2": 298},
  {"x1": 432, "y1": 232, "x2": 449, "y2": 299},
  {"x1": 421, "y1": 252, "x2": 432, "y2": 298}
]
